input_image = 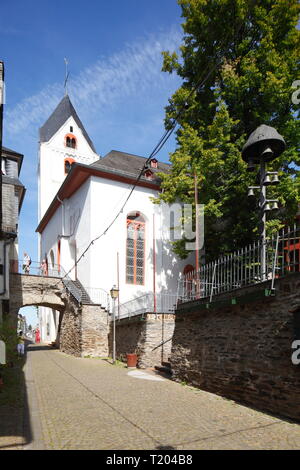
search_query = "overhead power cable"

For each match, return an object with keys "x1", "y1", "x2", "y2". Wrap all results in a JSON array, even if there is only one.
[{"x1": 48, "y1": 21, "x2": 247, "y2": 285}]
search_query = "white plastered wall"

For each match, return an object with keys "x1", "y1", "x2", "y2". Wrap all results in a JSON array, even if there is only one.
[{"x1": 38, "y1": 116, "x2": 98, "y2": 222}]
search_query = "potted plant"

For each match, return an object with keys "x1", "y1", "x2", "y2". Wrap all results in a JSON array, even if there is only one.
[{"x1": 126, "y1": 351, "x2": 138, "y2": 368}]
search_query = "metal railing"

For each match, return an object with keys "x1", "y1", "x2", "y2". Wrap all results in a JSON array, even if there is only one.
[
  {"x1": 116, "y1": 293, "x2": 178, "y2": 320},
  {"x1": 83, "y1": 287, "x2": 110, "y2": 311},
  {"x1": 11, "y1": 260, "x2": 109, "y2": 308},
  {"x1": 59, "y1": 266, "x2": 82, "y2": 304},
  {"x1": 12, "y1": 260, "x2": 62, "y2": 278},
  {"x1": 178, "y1": 225, "x2": 300, "y2": 303}
]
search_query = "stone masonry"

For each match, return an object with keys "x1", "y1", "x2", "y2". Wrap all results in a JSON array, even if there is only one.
[
  {"x1": 81, "y1": 305, "x2": 109, "y2": 357},
  {"x1": 171, "y1": 273, "x2": 300, "y2": 422},
  {"x1": 9, "y1": 273, "x2": 65, "y2": 314},
  {"x1": 109, "y1": 313, "x2": 175, "y2": 368},
  {"x1": 9, "y1": 274, "x2": 172, "y2": 365},
  {"x1": 9, "y1": 273, "x2": 109, "y2": 358}
]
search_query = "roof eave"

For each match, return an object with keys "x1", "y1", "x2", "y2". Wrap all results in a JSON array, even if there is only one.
[{"x1": 36, "y1": 163, "x2": 161, "y2": 234}]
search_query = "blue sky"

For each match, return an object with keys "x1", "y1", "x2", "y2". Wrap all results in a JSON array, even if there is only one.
[{"x1": 1, "y1": 1, "x2": 184, "y2": 326}]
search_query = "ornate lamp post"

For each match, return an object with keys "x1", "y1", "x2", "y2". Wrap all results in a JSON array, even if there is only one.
[
  {"x1": 242, "y1": 125, "x2": 286, "y2": 281},
  {"x1": 110, "y1": 285, "x2": 119, "y2": 364}
]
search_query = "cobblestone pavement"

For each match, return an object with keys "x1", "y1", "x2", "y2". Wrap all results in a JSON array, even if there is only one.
[{"x1": 6, "y1": 344, "x2": 300, "y2": 450}]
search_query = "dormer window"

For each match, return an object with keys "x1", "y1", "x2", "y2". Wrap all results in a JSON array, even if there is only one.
[
  {"x1": 65, "y1": 133, "x2": 77, "y2": 149},
  {"x1": 64, "y1": 157, "x2": 75, "y2": 174},
  {"x1": 144, "y1": 169, "x2": 154, "y2": 180},
  {"x1": 150, "y1": 158, "x2": 158, "y2": 169}
]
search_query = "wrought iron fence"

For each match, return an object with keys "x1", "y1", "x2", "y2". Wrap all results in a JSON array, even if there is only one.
[
  {"x1": 178, "y1": 225, "x2": 300, "y2": 303},
  {"x1": 117, "y1": 293, "x2": 178, "y2": 320}
]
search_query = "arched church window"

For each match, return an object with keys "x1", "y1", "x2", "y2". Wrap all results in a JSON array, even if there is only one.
[
  {"x1": 64, "y1": 157, "x2": 75, "y2": 174},
  {"x1": 183, "y1": 264, "x2": 195, "y2": 298},
  {"x1": 65, "y1": 133, "x2": 77, "y2": 149},
  {"x1": 126, "y1": 212, "x2": 145, "y2": 285},
  {"x1": 183, "y1": 264, "x2": 194, "y2": 277}
]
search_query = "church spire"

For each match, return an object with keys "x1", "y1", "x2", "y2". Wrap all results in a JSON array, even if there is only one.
[{"x1": 39, "y1": 95, "x2": 97, "y2": 153}]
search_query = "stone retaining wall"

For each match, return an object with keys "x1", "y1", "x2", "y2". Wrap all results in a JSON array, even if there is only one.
[
  {"x1": 109, "y1": 314, "x2": 175, "y2": 368},
  {"x1": 171, "y1": 274, "x2": 300, "y2": 422},
  {"x1": 81, "y1": 305, "x2": 109, "y2": 357}
]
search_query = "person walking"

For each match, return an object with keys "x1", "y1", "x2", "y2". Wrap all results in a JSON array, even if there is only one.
[
  {"x1": 23, "y1": 252, "x2": 31, "y2": 274},
  {"x1": 40, "y1": 258, "x2": 47, "y2": 276},
  {"x1": 17, "y1": 331, "x2": 25, "y2": 357},
  {"x1": 35, "y1": 327, "x2": 40, "y2": 344}
]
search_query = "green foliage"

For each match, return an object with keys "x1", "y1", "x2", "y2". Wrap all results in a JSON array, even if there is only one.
[
  {"x1": 158, "y1": 0, "x2": 300, "y2": 260},
  {"x1": 0, "y1": 317, "x2": 18, "y2": 363}
]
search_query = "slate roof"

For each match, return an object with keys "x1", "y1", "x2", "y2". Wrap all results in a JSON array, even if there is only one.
[
  {"x1": 90, "y1": 150, "x2": 171, "y2": 182},
  {"x1": 39, "y1": 95, "x2": 97, "y2": 153},
  {"x1": 2, "y1": 175, "x2": 24, "y2": 187},
  {"x1": 2, "y1": 146, "x2": 23, "y2": 157}
]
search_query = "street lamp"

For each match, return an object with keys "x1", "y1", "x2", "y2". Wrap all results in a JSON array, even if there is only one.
[
  {"x1": 110, "y1": 285, "x2": 119, "y2": 365},
  {"x1": 242, "y1": 125, "x2": 286, "y2": 281}
]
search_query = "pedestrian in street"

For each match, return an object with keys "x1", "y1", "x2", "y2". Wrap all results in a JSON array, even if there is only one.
[
  {"x1": 40, "y1": 258, "x2": 47, "y2": 276},
  {"x1": 23, "y1": 252, "x2": 31, "y2": 274},
  {"x1": 17, "y1": 331, "x2": 25, "y2": 357},
  {"x1": 35, "y1": 327, "x2": 40, "y2": 344}
]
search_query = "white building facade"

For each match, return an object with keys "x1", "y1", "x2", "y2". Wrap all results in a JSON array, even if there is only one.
[{"x1": 37, "y1": 96, "x2": 195, "y2": 344}]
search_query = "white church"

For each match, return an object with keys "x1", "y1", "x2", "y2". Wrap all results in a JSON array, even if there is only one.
[{"x1": 37, "y1": 95, "x2": 195, "y2": 344}]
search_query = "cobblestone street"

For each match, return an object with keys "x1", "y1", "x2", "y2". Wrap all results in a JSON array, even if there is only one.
[{"x1": 1, "y1": 344, "x2": 300, "y2": 450}]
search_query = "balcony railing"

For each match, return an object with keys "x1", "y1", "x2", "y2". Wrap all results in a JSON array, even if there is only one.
[
  {"x1": 12, "y1": 260, "x2": 62, "y2": 277},
  {"x1": 10, "y1": 260, "x2": 109, "y2": 308}
]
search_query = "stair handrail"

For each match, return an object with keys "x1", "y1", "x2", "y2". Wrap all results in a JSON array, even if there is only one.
[{"x1": 59, "y1": 266, "x2": 82, "y2": 304}]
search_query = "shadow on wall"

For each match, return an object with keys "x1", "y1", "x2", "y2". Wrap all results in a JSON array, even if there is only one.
[{"x1": 153, "y1": 204, "x2": 196, "y2": 297}]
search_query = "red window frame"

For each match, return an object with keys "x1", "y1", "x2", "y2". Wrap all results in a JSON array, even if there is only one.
[
  {"x1": 65, "y1": 133, "x2": 77, "y2": 149},
  {"x1": 64, "y1": 157, "x2": 75, "y2": 174},
  {"x1": 126, "y1": 217, "x2": 145, "y2": 285}
]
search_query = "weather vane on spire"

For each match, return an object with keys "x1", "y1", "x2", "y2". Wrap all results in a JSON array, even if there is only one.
[{"x1": 64, "y1": 58, "x2": 69, "y2": 96}]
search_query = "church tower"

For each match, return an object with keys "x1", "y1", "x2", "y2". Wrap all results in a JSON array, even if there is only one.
[{"x1": 38, "y1": 95, "x2": 99, "y2": 221}]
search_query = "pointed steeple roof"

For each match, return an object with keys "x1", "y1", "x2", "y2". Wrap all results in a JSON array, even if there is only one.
[{"x1": 39, "y1": 95, "x2": 96, "y2": 152}]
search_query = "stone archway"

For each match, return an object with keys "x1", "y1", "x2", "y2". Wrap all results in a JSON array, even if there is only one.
[
  {"x1": 9, "y1": 272, "x2": 70, "y2": 351},
  {"x1": 9, "y1": 273, "x2": 109, "y2": 358},
  {"x1": 9, "y1": 273, "x2": 65, "y2": 314}
]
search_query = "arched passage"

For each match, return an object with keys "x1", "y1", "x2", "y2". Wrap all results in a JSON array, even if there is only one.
[{"x1": 8, "y1": 273, "x2": 109, "y2": 357}]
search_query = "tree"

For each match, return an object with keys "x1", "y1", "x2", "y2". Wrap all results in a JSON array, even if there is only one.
[{"x1": 157, "y1": 0, "x2": 300, "y2": 260}]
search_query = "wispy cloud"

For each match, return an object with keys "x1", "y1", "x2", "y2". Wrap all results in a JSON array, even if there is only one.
[
  {"x1": 0, "y1": 26, "x2": 24, "y2": 36},
  {"x1": 5, "y1": 27, "x2": 182, "y2": 138}
]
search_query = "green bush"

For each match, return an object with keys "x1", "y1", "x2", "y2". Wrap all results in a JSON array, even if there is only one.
[{"x1": 0, "y1": 318, "x2": 18, "y2": 363}]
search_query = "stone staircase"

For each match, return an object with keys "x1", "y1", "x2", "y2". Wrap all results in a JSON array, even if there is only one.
[{"x1": 72, "y1": 279, "x2": 93, "y2": 305}]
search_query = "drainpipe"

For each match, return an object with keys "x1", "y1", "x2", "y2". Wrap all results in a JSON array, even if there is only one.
[
  {"x1": 0, "y1": 239, "x2": 13, "y2": 296},
  {"x1": 56, "y1": 195, "x2": 65, "y2": 236},
  {"x1": 153, "y1": 214, "x2": 156, "y2": 315}
]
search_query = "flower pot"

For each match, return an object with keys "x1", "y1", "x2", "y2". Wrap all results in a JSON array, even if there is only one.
[{"x1": 126, "y1": 353, "x2": 138, "y2": 368}]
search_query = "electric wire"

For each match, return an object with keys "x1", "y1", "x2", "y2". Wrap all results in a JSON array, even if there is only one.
[{"x1": 45, "y1": 19, "x2": 247, "y2": 287}]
